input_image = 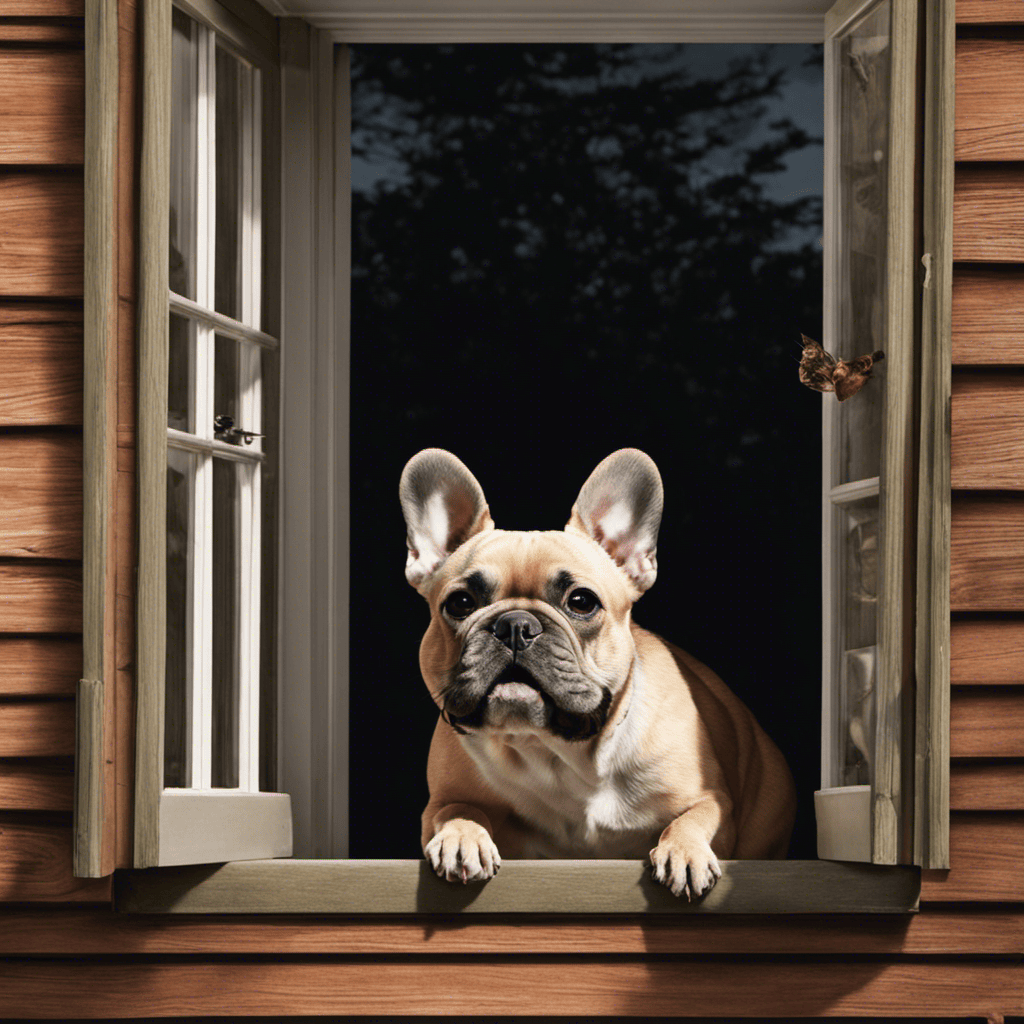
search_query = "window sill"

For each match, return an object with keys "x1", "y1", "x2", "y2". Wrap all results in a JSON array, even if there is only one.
[{"x1": 114, "y1": 859, "x2": 920, "y2": 914}]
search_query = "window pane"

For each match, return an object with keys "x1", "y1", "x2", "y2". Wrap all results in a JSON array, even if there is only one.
[
  {"x1": 215, "y1": 46, "x2": 246, "y2": 321},
  {"x1": 170, "y1": 8, "x2": 197, "y2": 300},
  {"x1": 836, "y1": 496, "x2": 878, "y2": 787},
  {"x1": 212, "y1": 456, "x2": 240, "y2": 788},
  {"x1": 214, "y1": 333, "x2": 240, "y2": 436},
  {"x1": 168, "y1": 313, "x2": 193, "y2": 431},
  {"x1": 165, "y1": 447, "x2": 194, "y2": 788},
  {"x1": 836, "y1": 0, "x2": 890, "y2": 484}
]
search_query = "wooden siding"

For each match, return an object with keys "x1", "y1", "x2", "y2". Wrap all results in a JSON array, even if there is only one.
[
  {"x1": 0, "y1": 49, "x2": 84, "y2": 164},
  {"x1": 0, "y1": 306, "x2": 84, "y2": 425},
  {"x1": 0, "y1": 172, "x2": 84, "y2": 296},
  {"x1": 0, "y1": 960, "x2": 1020, "y2": 1019},
  {"x1": 0, "y1": 434, "x2": 83, "y2": 559},
  {"x1": 946, "y1": 14, "x2": 1024, "y2": 1006},
  {"x1": 0, "y1": 824, "x2": 109, "y2": 902},
  {"x1": 0, "y1": 0, "x2": 95, "y2": 906},
  {"x1": 955, "y1": 39, "x2": 1024, "y2": 161}
]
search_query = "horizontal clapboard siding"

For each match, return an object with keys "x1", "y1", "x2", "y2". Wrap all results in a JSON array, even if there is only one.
[
  {"x1": 953, "y1": 164, "x2": 1024, "y2": 262},
  {"x1": 951, "y1": 618, "x2": 1024, "y2": 682},
  {"x1": 0, "y1": 823, "x2": 109, "y2": 902},
  {"x1": 0, "y1": 564, "x2": 82, "y2": 633},
  {"x1": 950, "y1": 687, "x2": 1024, "y2": 756},
  {"x1": 0, "y1": 49, "x2": 84, "y2": 164},
  {"x1": 0, "y1": 0, "x2": 89, "y2": 904},
  {"x1": 0, "y1": 434, "x2": 83, "y2": 559},
  {"x1": 952, "y1": 266, "x2": 1024, "y2": 364},
  {"x1": 950, "y1": 760, "x2": 1024, "y2": 809},
  {"x1": 0, "y1": 762, "x2": 73, "y2": 812},
  {"x1": 0, "y1": 960, "x2": 1019, "y2": 1019},
  {"x1": 0, "y1": 905, "x2": 1019, "y2": 955},
  {"x1": 920, "y1": 813, "x2": 1024, "y2": 901},
  {"x1": 0, "y1": 637, "x2": 80, "y2": 697},
  {"x1": 951, "y1": 495, "x2": 1024, "y2": 609},
  {"x1": 0, "y1": 702, "x2": 75, "y2": 758},
  {"x1": 955, "y1": 40, "x2": 1024, "y2": 161},
  {"x1": 0, "y1": 305, "x2": 84, "y2": 425},
  {"x1": 0, "y1": 172, "x2": 83, "y2": 296},
  {"x1": 952, "y1": 374, "x2": 1024, "y2": 487},
  {"x1": 957, "y1": 0, "x2": 1024, "y2": 23}
]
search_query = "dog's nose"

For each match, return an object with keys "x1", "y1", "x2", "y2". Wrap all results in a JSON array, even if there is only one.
[{"x1": 491, "y1": 610, "x2": 543, "y2": 652}]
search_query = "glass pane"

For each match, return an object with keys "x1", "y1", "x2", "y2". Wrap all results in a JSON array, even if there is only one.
[
  {"x1": 165, "y1": 447, "x2": 194, "y2": 788},
  {"x1": 215, "y1": 46, "x2": 246, "y2": 321},
  {"x1": 835, "y1": 0, "x2": 890, "y2": 484},
  {"x1": 212, "y1": 456, "x2": 239, "y2": 788},
  {"x1": 214, "y1": 333, "x2": 240, "y2": 438},
  {"x1": 170, "y1": 8, "x2": 197, "y2": 299},
  {"x1": 168, "y1": 313, "x2": 193, "y2": 431},
  {"x1": 836, "y1": 495, "x2": 879, "y2": 786}
]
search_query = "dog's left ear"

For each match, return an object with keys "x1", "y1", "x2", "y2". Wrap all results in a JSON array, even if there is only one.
[
  {"x1": 566, "y1": 449, "x2": 663, "y2": 594},
  {"x1": 400, "y1": 449, "x2": 495, "y2": 590}
]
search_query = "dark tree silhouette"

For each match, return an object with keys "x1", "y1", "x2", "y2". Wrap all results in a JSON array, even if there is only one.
[{"x1": 347, "y1": 43, "x2": 824, "y2": 859}]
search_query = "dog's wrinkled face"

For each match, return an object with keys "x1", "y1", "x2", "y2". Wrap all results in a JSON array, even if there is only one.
[
  {"x1": 400, "y1": 449, "x2": 664, "y2": 743},
  {"x1": 421, "y1": 531, "x2": 638, "y2": 740}
]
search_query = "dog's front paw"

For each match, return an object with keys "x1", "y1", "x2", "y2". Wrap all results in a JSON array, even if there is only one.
[
  {"x1": 424, "y1": 819, "x2": 502, "y2": 884},
  {"x1": 648, "y1": 836, "x2": 722, "y2": 901}
]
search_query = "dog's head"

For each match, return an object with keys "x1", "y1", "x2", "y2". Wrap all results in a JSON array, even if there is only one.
[{"x1": 399, "y1": 449, "x2": 663, "y2": 741}]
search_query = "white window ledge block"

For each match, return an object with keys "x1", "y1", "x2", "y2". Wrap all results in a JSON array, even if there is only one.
[
  {"x1": 814, "y1": 785, "x2": 871, "y2": 862},
  {"x1": 158, "y1": 790, "x2": 293, "y2": 866}
]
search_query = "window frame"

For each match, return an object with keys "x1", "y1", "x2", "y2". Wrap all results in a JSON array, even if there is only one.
[
  {"x1": 814, "y1": 0, "x2": 923, "y2": 866},
  {"x1": 95, "y1": 0, "x2": 951, "y2": 904},
  {"x1": 133, "y1": 0, "x2": 291, "y2": 868}
]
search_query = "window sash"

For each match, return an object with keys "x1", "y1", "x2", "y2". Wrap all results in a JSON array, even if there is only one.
[
  {"x1": 817, "y1": 0, "x2": 923, "y2": 866},
  {"x1": 133, "y1": 0, "x2": 287, "y2": 868}
]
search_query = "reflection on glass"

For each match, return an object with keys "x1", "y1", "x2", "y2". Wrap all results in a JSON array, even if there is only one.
[
  {"x1": 214, "y1": 333, "x2": 240, "y2": 432},
  {"x1": 212, "y1": 456, "x2": 239, "y2": 787},
  {"x1": 841, "y1": 645, "x2": 876, "y2": 786},
  {"x1": 170, "y1": 8, "x2": 197, "y2": 299},
  {"x1": 165, "y1": 447, "x2": 193, "y2": 787},
  {"x1": 215, "y1": 46, "x2": 244, "y2": 321},
  {"x1": 836, "y1": 496, "x2": 878, "y2": 786},
  {"x1": 836, "y1": 0, "x2": 890, "y2": 484},
  {"x1": 169, "y1": 313, "x2": 193, "y2": 431}
]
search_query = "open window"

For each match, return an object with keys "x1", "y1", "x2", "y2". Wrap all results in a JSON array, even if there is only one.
[{"x1": 87, "y1": 0, "x2": 950, "y2": 908}]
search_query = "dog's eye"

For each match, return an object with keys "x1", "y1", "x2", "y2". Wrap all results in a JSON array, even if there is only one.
[
  {"x1": 566, "y1": 588, "x2": 601, "y2": 616},
  {"x1": 443, "y1": 590, "x2": 477, "y2": 620}
]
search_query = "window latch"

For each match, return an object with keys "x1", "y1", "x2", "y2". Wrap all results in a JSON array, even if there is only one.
[{"x1": 214, "y1": 414, "x2": 264, "y2": 446}]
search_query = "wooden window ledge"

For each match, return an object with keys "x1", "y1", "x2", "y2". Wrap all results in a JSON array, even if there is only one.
[{"x1": 114, "y1": 860, "x2": 920, "y2": 914}]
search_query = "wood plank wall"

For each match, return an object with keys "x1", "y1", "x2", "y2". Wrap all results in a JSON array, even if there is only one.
[
  {"x1": 944, "y1": 10, "x2": 1024, "y2": 922},
  {"x1": 0, "y1": 2, "x2": 1022, "y2": 1019},
  {"x1": 0, "y1": 0, "x2": 111, "y2": 900}
]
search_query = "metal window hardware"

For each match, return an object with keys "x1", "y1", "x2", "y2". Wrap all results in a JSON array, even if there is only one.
[{"x1": 214, "y1": 414, "x2": 264, "y2": 446}]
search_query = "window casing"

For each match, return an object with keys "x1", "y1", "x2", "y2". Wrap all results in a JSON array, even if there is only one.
[{"x1": 112, "y1": 0, "x2": 950, "y2": 901}]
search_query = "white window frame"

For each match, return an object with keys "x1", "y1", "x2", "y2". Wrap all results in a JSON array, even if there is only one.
[
  {"x1": 135, "y1": 0, "x2": 290, "y2": 867},
  {"x1": 119, "y1": 0, "x2": 951, "y2": 892}
]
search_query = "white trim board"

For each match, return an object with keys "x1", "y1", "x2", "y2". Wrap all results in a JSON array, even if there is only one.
[{"x1": 267, "y1": 0, "x2": 832, "y2": 41}]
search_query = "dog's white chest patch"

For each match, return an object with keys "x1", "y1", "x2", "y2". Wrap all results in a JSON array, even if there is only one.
[{"x1": 463, "y1": 732, "x2": 661, "y2": 858}]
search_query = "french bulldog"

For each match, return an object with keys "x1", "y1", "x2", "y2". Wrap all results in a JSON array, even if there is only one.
[{"x1": 400, "y1": 447, "x2": 796, "y2": 899}]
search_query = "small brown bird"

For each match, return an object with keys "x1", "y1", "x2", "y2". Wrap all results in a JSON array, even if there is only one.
[{"x1": 797, "y1": 334, "x2": 885, "y2": 402}]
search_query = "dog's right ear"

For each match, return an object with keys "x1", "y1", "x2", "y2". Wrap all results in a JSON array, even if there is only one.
[{"x1": 399, "y1": 449, "x2": 494, "y2": 590}]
